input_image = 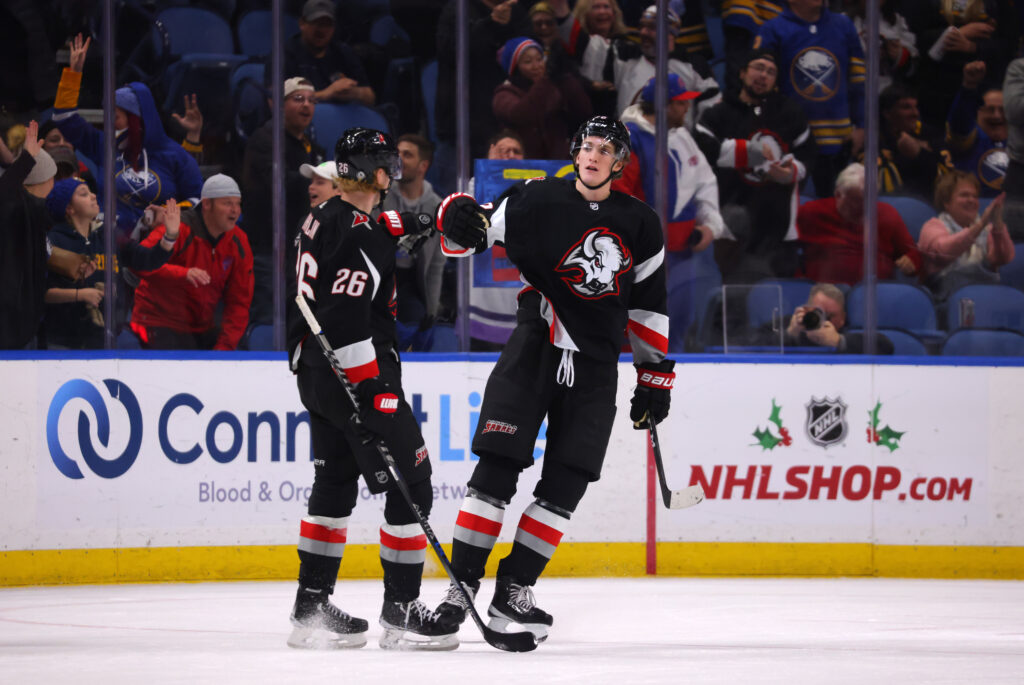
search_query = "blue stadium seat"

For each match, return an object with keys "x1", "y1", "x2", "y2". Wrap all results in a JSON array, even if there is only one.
[
  {"x1": 230, "y1": 62, "x2": 268, "y2": 142},
  {"x1": 369, "y1": 14, "x2": 411, "y2": 48},
  {"x1": 847, "y1": 328, "x2": 929, "y2": 355},
  {"x1": 236, "y1": 10, "x2": 300, "y2": 57},
  {"x1": 944, "y1": 284, "x2": 1024, "y2": 333},
  {"x1": 312, "y1": 103, "x2": 391, "y2": 159},
  {"x1": 745, "y1": 279, "x2": 815, "y2": 329},
  {"x1": 152, "y1": 7, "x2": 246, "y2": 137},
  {"x1": 999, "y1": 244, "x2": 1024, "y2": 291},
  {"x1": 882, "y1": 195, "x2": 934, "y2": 242},
  {"x1": 846, "y1": 281, "x2": 942, "y2": 340},
  {"x1": 244, "y1": 324, "x2": 274, "y2": 351},
  {"x1": 941, "y1": 328, "x2": 1024, "y2": 356}
]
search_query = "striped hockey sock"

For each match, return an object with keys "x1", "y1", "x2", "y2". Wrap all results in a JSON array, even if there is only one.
[
  {"x1": 497, "y1": 501, "x2": 570, "y2": 584},
  {"x1": 296, "y1": 515, "x2": 348, "y2": 592},
  {"x1": 451, "y1": 492, "x2": 506, "y2": 584},
  {"x1": 380, "y1": 522, "x2": 428, "y2": 602}
]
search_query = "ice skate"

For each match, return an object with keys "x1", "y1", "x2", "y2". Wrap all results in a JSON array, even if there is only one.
[
  {"x1": 487, "y1": 577, "x2": 553, "y2": 642},
  {"x1": 287, "y1": 590, "x2": 368, "y2": 649},
  {"x1": 379, "y1": 599, "x2": 459, "y2": 651},
  {"x1": 435, "y1": 580, "x2": 479, "y2": 627}
]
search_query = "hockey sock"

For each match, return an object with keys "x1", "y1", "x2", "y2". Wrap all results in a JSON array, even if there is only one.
[
  {"x1": 451, "y1": 488, "x2": 506, "y2": 586},
  {"x1": 496, "y1": 499, "x2": 571, "y2": 585},
  {"x1": 380, "y1": 522, "x2": 427, "y2": 603},
  {"x1": 296, "y1": 515, "x2": 349, "y2": 594}
]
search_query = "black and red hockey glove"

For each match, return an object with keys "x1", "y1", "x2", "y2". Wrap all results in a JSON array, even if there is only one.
[
  {"x1": 378, "y1": 210, "x2": 435, "y2": 253},
  {"x1": 436, "y1": 193, "x2": 489, "y2": 253},
  {"x1": 354, "y1": 376, "x2": 400, "y2": 438},
  {"x1": 630, "y1": 359, "x2": 675, "y2": 429}
]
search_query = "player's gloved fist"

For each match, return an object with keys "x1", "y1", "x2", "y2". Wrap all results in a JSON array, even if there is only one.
[
  {"x1": 437, "y1": 193, "x2": 488, "y2": 253},
  {"x1": 354, "y1": 376, "x2": 400, "y2": 438},
  {"x1": 630, "y1": 359, "x2": 675, "y2": 429},
  {"x1": 378, "y1": 210, "x2": 433, "y2": 238}
]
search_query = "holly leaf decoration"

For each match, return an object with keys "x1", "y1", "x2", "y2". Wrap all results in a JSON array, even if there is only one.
[
  {"x1": 768, "y1": 399, "x2": 784, "y2": 429},
  {"x1": 868, "y1": 401, "x2": 882, "y2": 430},
  {"x1": 753, "y1": 427, "x2": 781, "y2": 451},
  {"x1": 876, "y1": 424, "x2": 905, "y2": 452}
]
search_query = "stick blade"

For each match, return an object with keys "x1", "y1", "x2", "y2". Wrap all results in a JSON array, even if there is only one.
[
  {"x1": 668, "y1": 484, "x2": 705, "y2": 510},
  {"x1": 483, "y1": 626, "x2": 539, "y2": 652}
]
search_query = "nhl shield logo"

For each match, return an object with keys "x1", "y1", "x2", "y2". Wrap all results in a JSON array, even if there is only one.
[{"x1": 805, "y1": 397, "x2": 847, "y2": 447}]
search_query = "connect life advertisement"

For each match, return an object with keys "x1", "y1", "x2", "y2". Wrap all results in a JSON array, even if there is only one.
[{"x1": 6, "y1": 358, "x2": 1024, "y2": 552}]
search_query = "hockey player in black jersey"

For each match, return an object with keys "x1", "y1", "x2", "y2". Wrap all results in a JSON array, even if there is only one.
[
  {"x1": 286, "y1": 128, "x2": 457, "y2": 650},
  {"x1": 432, "y1": 115, "x2": 675, "y2": 642}
]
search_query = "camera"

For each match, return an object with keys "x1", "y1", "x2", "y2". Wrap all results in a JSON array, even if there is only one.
[{"x1": 802, "y1": 307, "x2": 826, "y2": 331}]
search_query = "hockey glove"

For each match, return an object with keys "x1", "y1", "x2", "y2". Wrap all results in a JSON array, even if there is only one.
[
  {"x1": 436, "y1": 193, "x2": 489, "y2": 253},
  {"x1": 354, "y1": 376, "x2": 400, "y2": 439},
  {"x1": 630, "y1": 359, "x2": 676, "y2": 429},
  {"x1": 379, "y1": 210, "x2": 435, "y2": 253}
]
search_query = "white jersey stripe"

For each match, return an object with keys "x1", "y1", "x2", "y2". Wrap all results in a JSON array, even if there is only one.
[
  {"x1": 333, "y1": 338, "x2": 376, "y2": 371},
  {"x1": 634, "y1": 247, "x2": 665, "y2": 283},
  {"x1": 359, "y1": 248, "x2": 381, "y2": 299},
  {"x1": 628, "y1": 308, "x2": 670, "y2": 339}
]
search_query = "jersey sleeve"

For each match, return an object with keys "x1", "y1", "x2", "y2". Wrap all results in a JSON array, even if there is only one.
[{"x1": 626, "y1": 204, "x2": 669, "y2": 364}]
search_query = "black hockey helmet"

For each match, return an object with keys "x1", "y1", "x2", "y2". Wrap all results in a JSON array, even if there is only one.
[
  {"x1": 335, "y1": 127, "x2": 401, "y2": 185},
  {"x1": 569, "y1": 115, "x2": 631, "y2": 189}
]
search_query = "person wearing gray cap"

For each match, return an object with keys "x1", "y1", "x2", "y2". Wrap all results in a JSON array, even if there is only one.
[
  {"x1": 128, "y1": 173, "x2": 254, "y2": 350},
  {"x1": 285, "y1": 0, "x2": 376, "y2": 106}
]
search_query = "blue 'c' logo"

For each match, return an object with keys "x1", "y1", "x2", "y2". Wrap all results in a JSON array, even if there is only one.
[{"x1": 46, "y1": 379, "x2": 143, "y2": 479}]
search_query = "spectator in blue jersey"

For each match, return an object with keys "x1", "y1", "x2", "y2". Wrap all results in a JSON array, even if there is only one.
[
  {"x1": 754, "y1": 0, "x2": 865, "y2": 198},
  {"x1": 50, "y1": 35, "x2": 203, "y2": 237},
  {"x1": 1002, "y1": 57, "x2": 1024, "y2": 242},
  {"x1": 874, "y1": 84, "x2": 951, "y2": 202},
  {"x1": 947, "y1": 61, "x2": 1008, "y2": 199}
]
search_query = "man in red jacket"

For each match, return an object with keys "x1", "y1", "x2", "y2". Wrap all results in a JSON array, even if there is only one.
[
  {"x1": 130, "y1": 174, "x2": 254, "y2": 350},
  {"x1": 797, "y1": 162, "x2": 921, "y2": 285}
]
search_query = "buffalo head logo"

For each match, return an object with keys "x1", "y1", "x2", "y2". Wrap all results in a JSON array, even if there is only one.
[{"x1": 556, "y1": 228, "x2": 632, "y2": 298}]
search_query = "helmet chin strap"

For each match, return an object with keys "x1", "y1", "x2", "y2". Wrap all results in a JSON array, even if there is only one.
[{"x1": 573, "y1": 158, "x2": 622, "y2": 191}]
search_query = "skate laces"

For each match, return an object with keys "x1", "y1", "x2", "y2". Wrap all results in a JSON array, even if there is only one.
[
  {"x1": 507, "y1": 583, "x2": 538, "y2": 613},
  {"x1": 442, "y1": 582, "x2": 475, "y2": 610},
  {"x1": 404, "y1": 599, "x2": 444, "y2": 625}
]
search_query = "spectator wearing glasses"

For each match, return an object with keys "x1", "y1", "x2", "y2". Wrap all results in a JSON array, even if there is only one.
[{"x1": 242, "y1": 77, "x2": 326, "y2": 328}]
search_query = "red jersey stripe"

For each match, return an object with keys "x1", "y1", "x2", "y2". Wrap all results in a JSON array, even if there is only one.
[
  {"x1": 344, "y1": 359, "x2": 379, "y2": 384},
  {"x1": 627, "y1": 319, "x2": 669, "y2": 354}
]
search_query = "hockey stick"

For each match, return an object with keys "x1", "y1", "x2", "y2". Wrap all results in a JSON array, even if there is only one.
[
  {"x1": 648, "y1": 419, "x2": 705, "y2": 510},
  {"x1": 295, "y1": 295, "x2": 538, "y2": 653}
]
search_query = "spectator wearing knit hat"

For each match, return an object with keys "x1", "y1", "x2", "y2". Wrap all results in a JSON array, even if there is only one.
[
  {"x1": 44, "y1": 178, "x2": 176, "y2": 349},
  {"x1": 50, "y1": 35, "x2": 204, "y2": 236},
  {"x1": 129, "y1": 174, "x2": 254, "y2": 350},
  {"x1": 492, "y1": 36, "x2": 592, "y2": 159}
]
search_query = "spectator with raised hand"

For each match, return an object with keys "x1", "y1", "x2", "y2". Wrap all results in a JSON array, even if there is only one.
[
  {"x1": 171, "y1": 94, "x2": 205, "y2": 165},
  {"x1": 552, "y1": 0, "x2": 629, "y2": 117},
  {"x1": 129, "y1": 175, "x2": 254, "y2": 351},
  {"x1": 874, "y1": 84, "x2": 951, "y2": 202},
  {"x1": 51, "y1": 34, "x2": 204, "y2": 237},
  {"x1": 492, "y1": 36, "x2": 592, "y2": 159},
  {"x1": 901, "y1": 0, "x2": 1017, "y2": 129},
  {"x1": 947, "y1": 61, "x2": 1008, "y2": 198},
  {"x1": 44, "y1": 181, "x2": 178, "y2": 349},
  {"x1": 845, "y1": 0, "x2": 918, "y2": 91},
  {"x1": 918, "y1": 172, "x2": 1014, "y2": 301}
]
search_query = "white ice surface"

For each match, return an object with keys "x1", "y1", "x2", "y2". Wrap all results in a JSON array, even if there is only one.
[{"x1": 1, "y1": 577, "x2": 1023, "y2": 684}]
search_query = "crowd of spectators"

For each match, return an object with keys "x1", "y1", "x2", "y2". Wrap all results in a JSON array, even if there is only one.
[{"x1": 1, "y1": 0, "x2": 1024, "y2": 354}]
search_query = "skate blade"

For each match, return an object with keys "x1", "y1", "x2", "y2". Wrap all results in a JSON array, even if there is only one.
[
  {"x1": 287, "y1": 625, "x2": 367, "y2": 649},
  {"x1": 378, "y1": 624, "x2": 459, "y2": 651},
  {"x1": 486, "y1": 615, "x2": 549, "y2": 643}
]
